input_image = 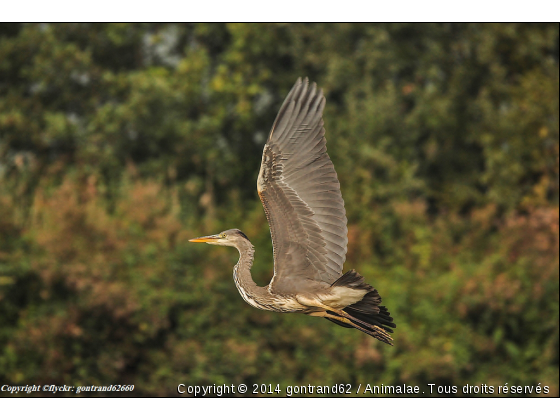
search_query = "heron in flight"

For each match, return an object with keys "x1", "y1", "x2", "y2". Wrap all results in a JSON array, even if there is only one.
[{"x1": 190, "y1": 78, "x2": 396, "y2": 345}]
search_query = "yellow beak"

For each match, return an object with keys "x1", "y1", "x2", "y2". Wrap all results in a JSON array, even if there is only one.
[{"x1": 189, "y1": 234, "x2": 220, "y2": 243}]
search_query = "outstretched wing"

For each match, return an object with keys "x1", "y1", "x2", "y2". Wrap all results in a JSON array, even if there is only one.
[{"x1": 257, "y1": 78, "x2": 348, "y2": 295}]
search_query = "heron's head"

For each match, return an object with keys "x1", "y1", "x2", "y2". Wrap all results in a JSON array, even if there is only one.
[{"x1": 189, "y1": 229, "x2": 250, "y2": 247}]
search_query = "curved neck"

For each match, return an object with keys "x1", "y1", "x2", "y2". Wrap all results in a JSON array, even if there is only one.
[{"x1": 233, "y1": 240, "x2": 273, "y2": 310}]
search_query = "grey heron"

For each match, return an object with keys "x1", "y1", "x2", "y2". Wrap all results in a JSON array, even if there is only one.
[{"x1": 190, "y1": 78, "x2": 396, "y2": 345}]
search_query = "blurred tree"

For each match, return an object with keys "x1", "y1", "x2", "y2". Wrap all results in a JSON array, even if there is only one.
[{"x1": 0, "y1": 23, "x2": 558, "y2": 396}]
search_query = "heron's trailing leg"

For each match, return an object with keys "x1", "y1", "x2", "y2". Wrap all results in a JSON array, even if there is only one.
[
  {"x1": 333, "y1": 308, "x2": 377, "y2": 329},
  {"x1": 323, "y1": 310, "x2": 393, "y2": 345}
]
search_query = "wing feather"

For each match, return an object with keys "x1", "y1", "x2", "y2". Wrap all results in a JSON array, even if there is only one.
[{"x1": 257, "y1": 78, "x2": 348, "y2": 294}]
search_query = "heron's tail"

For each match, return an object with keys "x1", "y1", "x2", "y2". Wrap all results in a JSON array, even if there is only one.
[{"x1": 326, "y1": 270, "x2": 396, "y2": 345}]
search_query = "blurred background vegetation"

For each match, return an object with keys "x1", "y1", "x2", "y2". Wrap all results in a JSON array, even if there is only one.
[{"x1": 0, "y1": 23, "x2": 558, "y2": 397}]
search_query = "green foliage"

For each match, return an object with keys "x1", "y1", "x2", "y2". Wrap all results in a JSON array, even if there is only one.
[{"x1": 0, "y1": 23, "x2": 558, "y2": 396}]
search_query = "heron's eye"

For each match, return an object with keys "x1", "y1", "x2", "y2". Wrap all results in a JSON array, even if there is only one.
[{"x1": 220, "y1": 233, "x2": 227, "y2": 238}]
